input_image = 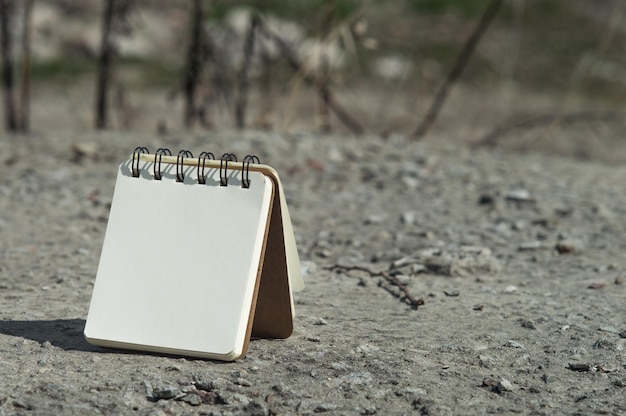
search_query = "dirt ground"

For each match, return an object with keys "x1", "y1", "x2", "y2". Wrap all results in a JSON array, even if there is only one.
[{"x1": 0, "y1": 121, "x2": 625, "y2": 416}]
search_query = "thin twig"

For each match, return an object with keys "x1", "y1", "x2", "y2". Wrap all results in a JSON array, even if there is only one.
[
  {"x1": 414, "y1": 0, "x2": 503, "y2": 138},
  {"x1": 325, "y1": 264, "x2": 424, "y2": 310},
  {"x1": 478, "y1": 110, "x2": 626, "y2": 146}
]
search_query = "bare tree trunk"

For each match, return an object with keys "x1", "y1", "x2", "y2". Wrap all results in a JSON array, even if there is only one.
[
  {"x1": 317, "y1": 2, "x2": 334, "y2": 134},
  {"x1": 95, "y1": 0, "x2": 115, "y2": 130},
  {"x1": 414, "y1": 0, "x2": 503, "y2": 138},
  {"x1": 235, "y1": 14, "x2": 259, "y2": 129},
  {"x1": 183, "y1": 0, "x2": 204, "y2": 128},
  {"x1": 18, "y1": 0, "x2": 33, "y2": 131},
  {"x1": 0, "y1": 0, "x2": 18, "y2": 131}
]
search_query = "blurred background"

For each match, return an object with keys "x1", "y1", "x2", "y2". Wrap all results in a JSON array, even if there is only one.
[{"x1": 1, "y1": 0, "x2": 625, "y2": 160}]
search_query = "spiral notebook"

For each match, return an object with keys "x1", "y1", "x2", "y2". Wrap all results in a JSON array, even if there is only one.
[{"x1": 84, "y1": 148, "x2": 303, "y2": 361}]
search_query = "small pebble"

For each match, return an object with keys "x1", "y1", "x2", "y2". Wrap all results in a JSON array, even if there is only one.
[
  {"x1": 151, "y1": 385, "x2": 179, "y2": 400},
  {"x1": 504, "y1": 285, "x2": 518, "y2": 293},
  {"x1": 315, "y1": 403, "x2": 338, "y2": 412},
  {"x1": 506, "y1": 340, "x2": 524, "y2": 349},
  {"x1": 592, "y1": 339, "x2": 614, "y2": 350},
  {"x1": 482, "y1": 378, "x2": 496, "y2": 387},
  {"x1": 400, "y1": 211, "x2": 417, "y2": 225},
  {"x1": 518, "y1": 241, "x2": 542, "y2": 251},
  {"x1": 478, "y1": 354, "x2": 494, "y2": 368},
  {"x1": 364, "y1": 215, "x2": 384, "y2": 225},
  {"x1": 598, "y1": 326, "x2": 619, "y2": 334},
  {"x1": 555, "y1": 239, "x2": 584, "y2": 254},
  {"x1": 496, "y1": 378, "x2": 514, "y2": 393},
  {"x1": 246, "y1": 400, "x2": 270, "y2": 416},
  {"x1": 235, "y1": 378, "x2": 252, "y2": 387},
  {"x1": 504, "y1": 189, "x2": 532, "y2": 202},
  {"x1": 478, "y1": 194, "x2": 495, "y2": 205},
  {"x1": 181, "y1": 394, "x2": 202, "y2": 406},
  {"x1": 359, "y1": 405, "x2": 378, "y2": 415},
  {"x1": 568, "y1": 363, "x2": 593, "y2": 372}
]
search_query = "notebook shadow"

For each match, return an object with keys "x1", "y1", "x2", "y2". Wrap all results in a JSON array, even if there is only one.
[
  {"x1": 0, "y1": 318, "x2": 103, "y2": 353},
  {"x1": 0, "y1": 319, "x2": 238, "y2": 362}
]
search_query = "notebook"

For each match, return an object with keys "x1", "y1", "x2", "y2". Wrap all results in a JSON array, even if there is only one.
[{"x1": 84, "y1": 148, "x2": 303, "y2": 361}]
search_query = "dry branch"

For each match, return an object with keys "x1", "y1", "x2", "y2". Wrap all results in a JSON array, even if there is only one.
[
  {"x1": 257, "y1": 19, "x2": 364, "y2": 135},
  {"x1": 325, "y1": 264, "x2": 424, "y2": 310},
  {"x1": 414, "y1": 0, "x2": 503, "y2": 138},
  {"x1": 478, "y1": 111, "x2": 626, "y2": 146}
]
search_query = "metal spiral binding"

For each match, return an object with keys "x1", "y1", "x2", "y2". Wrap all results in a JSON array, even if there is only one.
[
  {"x1": 176, "y1": 150, "x2": 193, "y2": 182},
  {"x1": 196, "y1": 151, "x2": 215, "y2": 185},
  {"x1": 129, "y1": 147, "x2": 264, "y2": 187},
  {"x1": 242, "y1": 155, "x2": 260, "y2": 188},
  {"x1": 219, "y1": 153, "x2": 237, "y2": 186},
  {"x1": 153, "y1": 148, "x2": 172, "y2": 180},
  {"x1": 131, "y1": 146, "x2": 149, "y2": 177}
]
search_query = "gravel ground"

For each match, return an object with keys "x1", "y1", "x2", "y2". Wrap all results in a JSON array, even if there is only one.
[{"x1": 0, "y1": 131, "x2": 625, "y2": 415}]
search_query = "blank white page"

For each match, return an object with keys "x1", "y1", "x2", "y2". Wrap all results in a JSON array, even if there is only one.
[{"x1": 84, "y1": 159, "x2": 273, "y2": 360}]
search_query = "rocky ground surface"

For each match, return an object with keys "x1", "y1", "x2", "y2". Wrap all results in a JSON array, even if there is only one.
[{"x1": 0, "y1": 130, "x2": 625, "y2": 415}]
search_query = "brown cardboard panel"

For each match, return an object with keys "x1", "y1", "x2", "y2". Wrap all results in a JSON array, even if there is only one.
[
  {"x1": 251, "y1": 176, "x2": 294, "y2": 339},
  {"x1": 240, "y1": 183, "x2": 276, "y2": 356}
]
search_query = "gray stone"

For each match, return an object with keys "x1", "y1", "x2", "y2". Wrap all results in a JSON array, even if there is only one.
[
  {"x1": 506, "y1": 340, "x2": 524, "y2": 349},
  {"x1": 400, "y1": 211, "x2": 418, "y2": 225},
  {"x1": 504, "y1": 189, "x2": 532, "y2": 202},
  {"x1": 479, "y1": 354, "x2": 495, "y2": 368},
  {"x1": 151, "y1": 385, "x2": 180, "y2": 401},
  {"x1": 592, "y1": 339, "x2": 614, "y2": 350},
  {"x1": 246, "y1": 399, "x2": 270, "y2": 416},
  {"x1": 496, "y1": 378, "x2": 514, "y2": 393},
  {"x1": 314, "y1": 403, "x2": 338, "y2": 413},
  {"x1": 556, "y1": 239, "x2": 584, "y2": 254},
  {"x1": 518, "y1": 241, "x2": 543, "y2": 251},
  {"x1": 520, "y1": 319, "x2": 536, "y2": 329},
  {"x1": 181, "y1": 393, "x2": 202, "y2": 406},
  {"x1": 568, "y1": 363, "x2": 593, "y2": 372},
  {"x1": 235, "y1": 378, "x2": 252, "y2": 387}
]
